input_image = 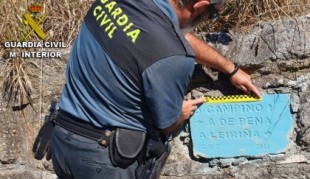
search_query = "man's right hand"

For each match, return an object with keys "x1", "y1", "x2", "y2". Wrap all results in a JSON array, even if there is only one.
[{"x1": 229, "y1": 69, "x2": 261, "y2": 98}]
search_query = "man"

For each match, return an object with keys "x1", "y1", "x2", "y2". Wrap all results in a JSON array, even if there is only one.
[{"x1": 51, "y1": 0, "x2": 260, "y2": 178}]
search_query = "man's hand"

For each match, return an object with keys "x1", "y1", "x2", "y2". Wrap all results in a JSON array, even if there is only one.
[
  {"x1": 229, "y1": 69, "x2": 261, "y2": 98},
  {"x1": 184, "y1": 33, "x2": 261, "y2": 98},
  {"x1": 161, "y1": 98, "x2": 204, "y2": 134},
  {"x1": 180, "y1": 98, "x2": 205, "y2": 120}
]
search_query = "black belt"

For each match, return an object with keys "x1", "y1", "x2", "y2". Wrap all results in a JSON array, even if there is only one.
[{"x1": 56, "y1": 110, "x2": 112, "y2": 146}]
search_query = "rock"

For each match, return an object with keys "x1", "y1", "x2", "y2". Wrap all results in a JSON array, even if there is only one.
[
  {"x1": 0, "y1": 166, "x2": 55, "y2": 179},
  {"x1": 277, "y1": 154, "x2": 308, "y2": 164},
  {"x1": 290, "y1": 93, "x2": 300, "y2": 113},
  {"x1": 203, "y1": 15, "x2": 310, "y2": 65},
  {"x1": 298, "y1": 91, "x2": 310, "y2": 146}
]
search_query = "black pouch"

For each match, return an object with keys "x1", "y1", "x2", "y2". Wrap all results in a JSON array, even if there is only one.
[
  {"x1": 32, "y1": 101, "x2": 58, "y2": 160},
  {"x1": 109, "y1": 128, "x2": 146, "y2": 168}
]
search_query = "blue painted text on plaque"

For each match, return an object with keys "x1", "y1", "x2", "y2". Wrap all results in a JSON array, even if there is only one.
[{"x1": 190, "y1": 94, "x2": 293, "y2": 158}]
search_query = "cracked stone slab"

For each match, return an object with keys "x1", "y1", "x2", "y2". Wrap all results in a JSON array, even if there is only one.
[{"x1": 190, "y1": 94, "x2": 293, "y2": 158}]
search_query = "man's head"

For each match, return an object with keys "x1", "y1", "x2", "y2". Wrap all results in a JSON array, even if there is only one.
[{"x1": 171, "y1": 0, "x2": 225, "y2": 32}]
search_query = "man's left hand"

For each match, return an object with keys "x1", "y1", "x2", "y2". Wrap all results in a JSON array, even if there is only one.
[{"x1": 229, "y1": 69, "x2": 261, "y2": 98}]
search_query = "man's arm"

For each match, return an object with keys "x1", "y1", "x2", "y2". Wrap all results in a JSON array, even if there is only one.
[{"x1": 184, "y1": 33, "x2": 261, "y2": 97}]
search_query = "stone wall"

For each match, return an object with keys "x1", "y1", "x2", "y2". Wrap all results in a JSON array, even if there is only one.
[
  {"x1": 0, "y1": 15, "x2": 309, "y2": 178},
  {"x1": 162, "y1": 14, "x2": 310, "y2": 179}
]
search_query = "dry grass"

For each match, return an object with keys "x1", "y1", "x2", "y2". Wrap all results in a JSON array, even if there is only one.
[
  {"x1": 0, "y1": 0, "x2": 310, "y2": 108},
  {"x1": 0, "y1": 0, "x2": 93, "y2": 109},
  {"x1": 199, "y1": 0, "x2": 310, "y2": 32},
  {"x1": 2, "y1": 58, "x2": 34, "y2": 108},
  {"x1": 1, "y1": 0, "x2": 309, "y2": 43},
  {"x1": 43, "y1": 0, "x2": 94, "y2": 44},
  {"x1": 0, "y1": 0, "x2": 93, "y2": 43}
]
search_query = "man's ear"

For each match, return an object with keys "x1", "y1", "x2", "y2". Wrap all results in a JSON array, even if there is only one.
[{"x1": 193, "y1": 0, "x2": 210, "y2": 14}]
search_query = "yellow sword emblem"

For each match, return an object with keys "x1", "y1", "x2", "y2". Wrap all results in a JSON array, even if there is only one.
[{"x1": 23, "y1": 13, "x2": 47, "y2": 41}]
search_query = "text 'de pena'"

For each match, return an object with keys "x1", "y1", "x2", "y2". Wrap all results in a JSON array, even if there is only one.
[{"x1": 190, "y1": 94, "x2": 293, "y2": 158}]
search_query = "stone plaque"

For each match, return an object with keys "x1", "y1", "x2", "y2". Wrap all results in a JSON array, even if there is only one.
[{"x1": 190, "y1": 94, "x2": 293, "y2": 158}]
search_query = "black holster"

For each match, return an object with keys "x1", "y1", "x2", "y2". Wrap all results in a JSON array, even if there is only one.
[
  {"x1": 32, "y1": 101, "x2": 58, "y2": 160},
  {"x1": 135, "y1": 137, "x2": 171, "y2": 179}
]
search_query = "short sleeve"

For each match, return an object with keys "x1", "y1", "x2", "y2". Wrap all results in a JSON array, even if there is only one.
[{"x1": 142, "y1": 55, "x2": 195, "y2": 129}]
